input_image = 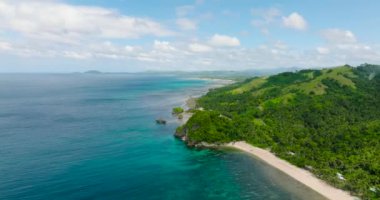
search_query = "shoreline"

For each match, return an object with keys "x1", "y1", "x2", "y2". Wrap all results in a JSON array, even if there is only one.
[
  {"x1": 177, "y1": 78, "x2": 234, "y2": 125},
  {"x1": 175, "y1": 79, "x2": 356, "y2": 200},
  {"x1": 226, "y1": 141, "x2": 356, "y2": 200}
]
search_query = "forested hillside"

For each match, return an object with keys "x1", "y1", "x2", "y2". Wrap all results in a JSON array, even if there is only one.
[{"x1": 176, "y1": 64, "x2": 380, "y2": 199}]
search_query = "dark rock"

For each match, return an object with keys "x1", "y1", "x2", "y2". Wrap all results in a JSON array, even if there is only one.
[
  {"x1": 156, "y1": 119, "x2": 166, "y2": 125},
  {"x1": 174, "y1": 126, "x2": 186, "y2": 139}
]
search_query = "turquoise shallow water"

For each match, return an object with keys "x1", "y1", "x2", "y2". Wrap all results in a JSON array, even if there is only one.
[{"x1": 0, "y1": 74, "x2": 325, "y2": 200}]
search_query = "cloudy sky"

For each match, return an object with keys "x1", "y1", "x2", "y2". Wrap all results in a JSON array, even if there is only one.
[{"x1": 0, "y1": 0, "x2": 379, "y2": 72}]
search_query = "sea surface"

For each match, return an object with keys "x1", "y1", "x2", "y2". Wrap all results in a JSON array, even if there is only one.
[{"x1": 0, "y1": 73, "x2": 326, "y2": 200}]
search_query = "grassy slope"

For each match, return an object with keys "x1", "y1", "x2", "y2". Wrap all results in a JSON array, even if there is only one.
[{"x1": 178, "y1": 64, "x2": 380, "y2": 199}]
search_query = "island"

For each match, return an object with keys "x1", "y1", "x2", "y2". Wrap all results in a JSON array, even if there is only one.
[
  {"x1": 83, "y1": 70, "x2": 102, "y2": 74},
  {"x1": 176, "y1": 64, "x2": 380, "y2": 199}
]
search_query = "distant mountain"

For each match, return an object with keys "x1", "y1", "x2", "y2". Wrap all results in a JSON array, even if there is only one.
[
  {"x1": 83, "y1": 70, "x2": 102, "y2": 74},
  {"x1": 145, "y1": 67, "x2": 303, "y2": 81},
  {"x1": 177, "y1": 64, "x2": 380, "y2": 199}
]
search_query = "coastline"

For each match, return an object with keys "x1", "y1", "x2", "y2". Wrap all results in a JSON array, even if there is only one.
[
  {"x1": 177, "y1": 78, "x2": 354, "y2": 199},
  {"x1": 176, "y1": 79, "x2": 358, "y2": 200},
  {"x1": 226, "y1": 141, "x2": 356, "y2": 200},
  {"x1": 177, "y1": 78, "x2": 234, "y2": 125}
]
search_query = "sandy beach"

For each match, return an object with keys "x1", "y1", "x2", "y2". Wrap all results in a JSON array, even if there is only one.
[{"x1": 227, "y1": 141, "x2": 356, "y2": 200}]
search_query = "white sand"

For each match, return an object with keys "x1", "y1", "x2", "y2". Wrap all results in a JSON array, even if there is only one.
[{"x1": 227, "y1": 141, "x2": 356, "y2": 200}]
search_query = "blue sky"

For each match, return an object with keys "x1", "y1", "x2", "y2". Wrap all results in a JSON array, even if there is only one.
[{"x1": 0, "y1": 0, "x2": 379, "y2": 72}]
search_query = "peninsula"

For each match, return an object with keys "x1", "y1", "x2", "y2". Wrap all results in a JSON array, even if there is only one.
[{"x1": 176, "y1": 64, "x2": 380, "y2": 199}]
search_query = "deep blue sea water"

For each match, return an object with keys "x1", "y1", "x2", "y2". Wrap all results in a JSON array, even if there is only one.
[{"x1": 0, "y1": 74, "x2": 325, "y2": 200}]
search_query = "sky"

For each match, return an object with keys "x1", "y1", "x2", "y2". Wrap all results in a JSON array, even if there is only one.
[{"x1": 0, "y1": 0, "x2": 379, "y2": 72}]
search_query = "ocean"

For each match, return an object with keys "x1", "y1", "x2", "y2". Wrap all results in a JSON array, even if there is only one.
[{"x1": 0, "y1": 73, "x2": 325, "y2": 200}]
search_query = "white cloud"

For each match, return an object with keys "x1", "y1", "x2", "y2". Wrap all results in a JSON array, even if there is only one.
[
  {"x1": 313, "y1": 43, "x2": 380, "y2": 66},
  {"x1": 209, "y1": 34, "x2": 240, "y2": 47},
  {"x1": 312, "y1": 29, "x2": 380, "y2": 66},
  {"x1": 321, "y1": 29, "x2": 357, "y2": 44},
  {"x1": 0, "y1": 1, "x2": 379, "y2": 71},
  {"x1": 0, "y1": 41, "x2": 12, "y2": 51},
  {"x1": 176, "y1": 18, "x2": 197, "y2": 30},
  {"x1": 316, "y1": 47, "x2": 330, "y2": 54},
  {"x1": 282, "y1": 12, "x2": 307, "y2": 30},
  {"x1": 2, "y1": 35, "x2": 380, "y2": 71},
  {"x1": 188, "y1": 43, "x2": 212, "y2": 52},
  {"x1": 63, "y1": 51, "x2": 92, "y2": 59},
  {"x1": 153, "y1": 40, "x2": 176, "y2": 51},
  {"x1": 125, "y1": 45, "x2": 136, "y2": 52},
  {"x1": 0, "y1": 0, "x2": 173, "y2": 42},
  {"x1": 273, "y1": 41, "x2": 288, "y2": 50}
]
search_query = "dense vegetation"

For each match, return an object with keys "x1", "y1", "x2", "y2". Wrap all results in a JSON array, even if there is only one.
[
  {"x1": 177, "y1": 64, "x2": 380, "y2": 199},
  {"x1": 172, "y1": 107, "x2": 184, "y2": 115}
]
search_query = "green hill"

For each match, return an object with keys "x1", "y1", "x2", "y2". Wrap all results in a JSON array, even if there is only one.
[{"x1": 176, "y1": 64, "x2": 380, "y2": 199}]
